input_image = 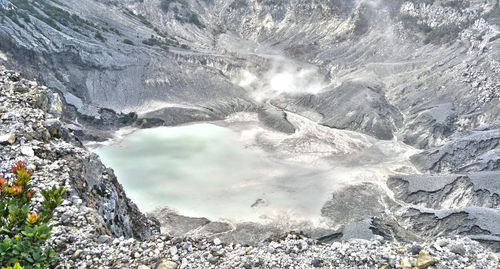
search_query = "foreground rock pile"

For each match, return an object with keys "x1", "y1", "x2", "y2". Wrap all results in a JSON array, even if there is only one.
[
  {"x1": 1, "y1": 67, "x2": 499, "y2": 268},
  {"x1": 66, "y1": 233, "x2": 500, "y2": 269}
]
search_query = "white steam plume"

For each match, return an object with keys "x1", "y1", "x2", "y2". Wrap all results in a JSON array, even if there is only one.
[{"x1": 234, "y1": 58, "x2": 328, "y2": 102}]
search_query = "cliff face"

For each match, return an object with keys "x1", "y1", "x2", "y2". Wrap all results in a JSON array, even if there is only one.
[{"x1": 0, "y1": 67, "x2": 159, "y2": 242}]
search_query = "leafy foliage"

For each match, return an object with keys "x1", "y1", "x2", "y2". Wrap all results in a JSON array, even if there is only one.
[
  {"x1": 160, "y1": 0, "x2": 174, "y2": 12},
  {"x1": 0, "y1": 162, "x2": 65, "y2": 268},
  {"x1": 158, "y1": 0, "x2": 204, "y2": 28},
  {"x1": 123, "y1": 8, "x2": 153, "y2": 28},
  {"x1": 7, "y1": 0, "x2": 100, "y2": 35},
  {"x1": 1, "y1": 263, "x2": 23, "y2": 269},
  {"x1": 229, "y1": 0, "x2": 248, "y2": 10},
  {"x1": 489, "y1": 33, "x2": 500, "y2": 42},
  {"x1": 142, "y1": 34, "x2": 182, "y2": 51},
  {"x1": 423, "y1": 24, "x2": 463, "y2": 44},
  {"x1": 94, "y1": 31, "x2": 106, "y2": 42},
  {"x1": 410, "y1": 0, "x2": 435, "y2": 5},
  {"x1": 123, "y1": 39, "x2": 134, "y2": 45},
  {"x1": 442, "y1": 0, "x2": 470, "y2": 9},
  {"x1": 160, "y1": 0, "x2": 187, "y2": 13}
]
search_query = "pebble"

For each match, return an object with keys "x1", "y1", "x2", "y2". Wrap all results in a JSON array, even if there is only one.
[
  {"x1": 311, "y1": 258, "x2": 322, "y2": 267},
  {"x1": 299, "y1": 240, "x2": 309, "y2": 250},
  {"x1": 0, "y1": 133, "x2": 15, "y2": 144},
  {"x1": 400, "y1": 257, "x2": 411, "y2": 269},
  {"x1": 489, "y1": 252, "x2": 499, "y2": 264},
  {"x1": 20, "y1": 146, "x2": 35, "y2": 157},
  {"x1": 208, "y1": 256, "x2": 219, "y2": 264},
  {"x1": 417, "y1": 250, "x2": 437, "y2": 268},
  {"x1": 436, "y1": 238, "x2": 449, "y2": 247},
  {"x1": 409, "y1": 245, "x2": 423, "y2": 255},
  {"x1": 97, "y1": 235, "x2": 111, "y2": 244},
  {"x1": 449, "y1": 242, "x2": 466, "y2": 256},
  {"x1": 72, "y1": 249, "x2": 84, "y2": 259},
  {"x1": 155, "y1": 260, "x2": 177, "y2": 269}
]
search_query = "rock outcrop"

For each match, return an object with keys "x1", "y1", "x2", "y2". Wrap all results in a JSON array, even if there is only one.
[
  {"x1": 0, "y1": 67, "x2": 159, "y2": 245},
  {"x1": 387, "y1": 172, "x2": 500, "y2": 249},
  {"x1": 410, "y1": 129, "x2": 500, "y2": 173},
  {"x1": 388, "y1": 172, "x2": 500, "y2": 209}
]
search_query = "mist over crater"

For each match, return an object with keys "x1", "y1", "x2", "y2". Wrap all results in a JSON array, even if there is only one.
[{"x1": 92, "y1": 112, "x2": 419, "y2": 231}]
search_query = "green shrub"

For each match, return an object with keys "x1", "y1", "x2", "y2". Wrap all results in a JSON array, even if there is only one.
[
  {"x1": 1, "y1": 263, "x2": 23, "y2": 269},
  {"x1": 400, "y1": 14, "x2": 432, "y2": 34},
  {"x1": 123, "y1": 8, "x2": 154, "y2": 28},
  {"x1": 442, "y1": 0, "x2": 470, "y2": 9},
  {"x1": 160, "y1": 0, "x2": 174, "y2": 12},
  {"x1": 411, "y1": 0, "x2": 435, "y2": 5},
  {"x1": 154, "y1": 27, "x2": 168, "y2": 38},
  {"x1": 424, "y1": 24, "x2": 463, "y2": 44},
  {"x1": 17, "y1": 12, "x2": 30, "y2": 24},
  {"x1": 110, "y1": 27, "x2": 121, "y2": 35},
  {"x1": 160, "y1": 0, "x2": 187, "y2": 12},
  {"x1": 123, "y1": 39, "x2": 134, "y2": 45},
  {"x1": 136, "y1": 14, "x2": 153, "y2": 28},
  {"x1": 4, "y1": 9, "x2": 21, "y2": 27},
  {"x1": 489, "y1": 33, "x2": 500, "y2": 42},
  {"x1": 229, "y1": 0, "x2": 247, "y2": 9},
  {"x1": 0, "y1": 161, "x2": 65, "y2": 268},
  {"x1": 142, "y1": 36, "x2": 174, "y2": 50},
  {"x1": 142, "y1": 36, "x2": 161, "y2": 46},
  {"x1": 94, "y1": 31, "x2": 106, "y2": 42},
  {"x1": 10, "y1": 0, "x2": 98, "y2": 33},
  {"x1": 188, "y1": 13, "x2": 204, "y2": 28}
]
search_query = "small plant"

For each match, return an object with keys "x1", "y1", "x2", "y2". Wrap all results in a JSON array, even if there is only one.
[
  {"x1": 489, "y1": 33, "x2": 500, "y2": 42},
  {"x1": 0, "y1": 161, "x2": 65, "y2": 268},
  {"x1": 229, "y1": 0, "x2": 247, "y2": 10},
  {"x1": 160, "y1": 0, "x2": 186, "y2": 12},
  {"x1": 188, "y1": 13, "x2": 204, "y2": 28},
  {"x1": 142, "y1": 36, "x2": 171, "y2": 51},
  {"x1": 94, "y1": 31, "x2": 106, "y2": 42},
  {"x1": 123, "y1": 39, "x2": 134, "y2": 45},
  {"x1": 442, "y1": 0, "x2": 470, "y2": 9},
  {"x1": 160, "y1": 0, "x2": 173, "y2": 12},
  {"x1": 1, "y1": 263, "x2": 23, "y2": 269}
]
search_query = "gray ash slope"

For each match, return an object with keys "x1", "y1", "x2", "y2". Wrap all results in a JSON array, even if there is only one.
[
  {"x1": 0, "y1": 0, "x2": 498, "y2": 143},
  {"x1": 0, "y1": 0, "x2": 500, "y2": 263}
]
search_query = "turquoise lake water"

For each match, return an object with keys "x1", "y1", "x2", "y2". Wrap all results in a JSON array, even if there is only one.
[
  {"x1": 95, "y1": 123, "x2": 285, "y2": 220},
  {"x1": 93, "y1": 116, "x2": 419, "y2": 224}
]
